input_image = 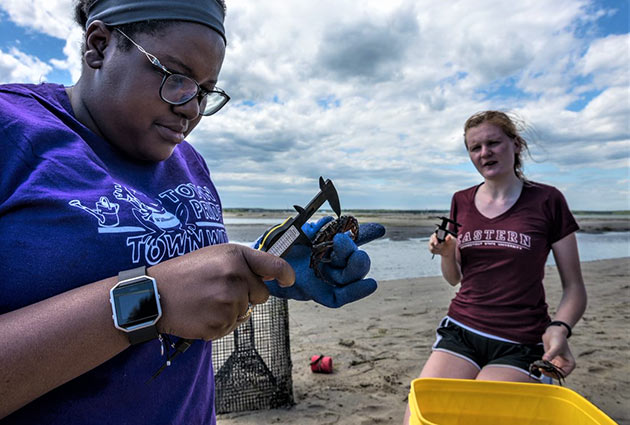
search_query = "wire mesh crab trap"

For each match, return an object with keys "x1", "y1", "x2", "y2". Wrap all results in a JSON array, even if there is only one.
[{"x1": 212, "y1": 296, "x2": 294, "y2": 414}]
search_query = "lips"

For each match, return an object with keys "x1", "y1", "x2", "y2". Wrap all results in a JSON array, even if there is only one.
[{"x1": 155, "y1": 122, "x2": 187, "y2": 144}]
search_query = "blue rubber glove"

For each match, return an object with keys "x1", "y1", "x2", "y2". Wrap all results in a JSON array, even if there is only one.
[{"x1": 259, "y1": 216, "x2": 386, "y2": 308}]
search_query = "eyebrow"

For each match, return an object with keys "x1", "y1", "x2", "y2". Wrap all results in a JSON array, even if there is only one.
[
  {"x1": 159, "y1": 53, "x2": 218, "y2": 90},
  {"x1": 472, "y1": 136, "x2": 501, "y2": 144}
]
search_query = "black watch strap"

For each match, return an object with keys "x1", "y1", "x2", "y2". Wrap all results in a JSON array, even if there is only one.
[
  {"x1": 128, "y1": 325, "x2": 159, "y2": 345},
  {"x1": 118, "y1": 266, "x2": 148, "y2": 282}
]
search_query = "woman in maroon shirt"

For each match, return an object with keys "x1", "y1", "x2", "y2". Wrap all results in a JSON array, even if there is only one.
[{"x1": 403, "y1": 111, "x2": 587, "y2": 424}]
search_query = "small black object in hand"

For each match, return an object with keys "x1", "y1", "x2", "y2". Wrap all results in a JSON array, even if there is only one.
[
  {"x1": 434, "y1": 216, "x2": 461, "y2": 243},
  {"x1": 529, "y1": 359, "x2": 566, "y2": 385}
]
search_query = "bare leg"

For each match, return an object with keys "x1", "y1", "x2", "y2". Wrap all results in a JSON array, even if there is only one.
[
  {"x1": 419, "y1": 350, "x2": 480, "y2": 378},
  {"x1": 476, "y1": 365, "x2": 539, "y2": 383},
  {"x1": 402, "y1": 351, "x2": 479, "y2": 425}
]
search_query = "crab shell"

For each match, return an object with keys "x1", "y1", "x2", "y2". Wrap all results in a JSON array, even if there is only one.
[{"x1": 309, "y1": 216, "x2": 359, "y2": 281}]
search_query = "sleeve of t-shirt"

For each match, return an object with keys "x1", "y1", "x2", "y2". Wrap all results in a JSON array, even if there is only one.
[
  {"x1": 178, "y1": 142, "x2": 211, "y2": 178},
  {"x1": 547, "y1": 186, "x2": 580, "y2": 244},
  {"x1": 188, "y1": 144, "x2": 211, "y2": 176},
  {"x1": 193, "y1": 148, "x2": 211, "y2": 176},
  {"x1": 0, "y1": 101, "x2": 37, "y2": 205}
]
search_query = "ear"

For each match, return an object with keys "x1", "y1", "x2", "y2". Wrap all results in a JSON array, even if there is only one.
[
  {"x1": 84, "y1": 21, "x2": 113, "y2": 69},
  {"x1": 513, "y1": 137, "x2": 522, "y2": 153}
]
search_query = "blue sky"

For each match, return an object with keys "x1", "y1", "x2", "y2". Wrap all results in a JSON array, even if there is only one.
[{"x1": 0, "y1": 0, "x2": 628, "y2": 210}]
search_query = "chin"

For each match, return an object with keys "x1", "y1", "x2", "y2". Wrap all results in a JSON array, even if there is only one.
[
  {"x1": 150, "y1": 150, "x2": 176, "y2": 162},
  {"x1": 133, "y1": 146, "x2": 176, "y2": 163},
  {"x1": 482, "y1": 170, "x2": 511, "y2": 181}
]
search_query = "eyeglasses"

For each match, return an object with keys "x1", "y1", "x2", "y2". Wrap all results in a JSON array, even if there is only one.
[{"x1": 115, "y1": 28, "x2": 230, "y2": 117}]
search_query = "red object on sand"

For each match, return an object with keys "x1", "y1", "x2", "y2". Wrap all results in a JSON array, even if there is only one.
[{"x1": 310, "y1": 355, "x2": 333, "y2": 373}]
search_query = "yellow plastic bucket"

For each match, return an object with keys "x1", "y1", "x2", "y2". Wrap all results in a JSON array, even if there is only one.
[{"x1": 408, "y1": 378, "x2": 617, "y2": 425}]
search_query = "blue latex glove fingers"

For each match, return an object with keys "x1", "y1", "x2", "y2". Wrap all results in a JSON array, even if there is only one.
[
  {"x1": 355, "y1": 222, "x2": 386, "y2": 246},
  {"x1": 302, "y1": 216, "x2": 334, "y2": 239},
  {"x1": 264, "y1": 217, "x2": 381, "y2": 308},
  {"x1": 324, "y1": 232, "x2": 371, "y2": 283},
  {"x1": 266, "y1": 276, "x2": 377, "y2": 308},
  {"x1": 266, "y1": 277, "x2": 310, "y2": 301},
  {"x1": 265, "y1": 244, "x2": 318, "y2": 302},
  {"x1": 326, "y1": 278, "x2": 377, "y2": 308},
  {"x1": 321, "y1": 249, "x2": 371, "y2": 285},
  {"x1": 328, "y1": 232, "x2": 358, "y2": 267}
]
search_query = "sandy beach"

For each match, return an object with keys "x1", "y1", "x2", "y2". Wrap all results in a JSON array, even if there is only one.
[
  {"x1": 218, "y1": 257, "x2": 630, "y2": 425},
  {"x1": 218, "y1": 212, "x2": 629, "y2": 424}
]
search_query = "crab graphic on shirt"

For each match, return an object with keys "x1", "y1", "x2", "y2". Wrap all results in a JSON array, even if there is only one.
[
  {"x1": 112, "y1": 184, "x2": 187, "y2": 234},
  {"x1": 69, "y1": 183, "x2": 228, "y2": 265}
]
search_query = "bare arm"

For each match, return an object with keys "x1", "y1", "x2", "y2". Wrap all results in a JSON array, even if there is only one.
[
  {"x1": 0, "y1": 275, "x2": 128, "y2": 418},
  {"x1": 0, "y1": 244, "x2": 294, "y2": 419},
  {"x1": 541, "y1": 232, "x2": 587, "y2": 376},
  {"x1": 428, "y1": 233, "x2": 461, "y2": 286}
]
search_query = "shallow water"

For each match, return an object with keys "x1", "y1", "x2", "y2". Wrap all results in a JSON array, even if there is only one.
[
  {"x1": 224, "y1": 218, "x2": 630, "y2": 281},
  {"x1": 360, "y1": 231, "x2": 630, "y2": 281}
]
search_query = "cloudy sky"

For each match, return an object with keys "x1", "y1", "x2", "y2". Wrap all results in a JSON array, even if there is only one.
[{"x1": 1, "y1": 0, "x2": 628, "y2": 211}]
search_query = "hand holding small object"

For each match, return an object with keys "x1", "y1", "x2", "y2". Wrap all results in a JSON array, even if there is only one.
[
  {"x1": 430, "y1": 216, "x2": 461, "y2": 259},
  {"x1": 153, "y1": 243, "x2": 294, "y2": 341},
  {"x1": 428, "y1": 232, "x2": 457, "y2": 258},
  {"x1": 261, "y1": 216, "x2": 385, "y2": 308},
  {"x1": 541, "y1": 321, "x2": 576, "y2": 379}
]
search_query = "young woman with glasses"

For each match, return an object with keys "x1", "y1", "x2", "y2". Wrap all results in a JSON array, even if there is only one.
[{"x1": 0, "y1": 1, "x2": 384, "y2": 423}]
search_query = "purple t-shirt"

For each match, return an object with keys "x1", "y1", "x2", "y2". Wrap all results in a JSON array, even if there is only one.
[
  {"x1": 0, "y1": 83, "x2": 228, "y2": 424},
  {"x1": 447, "y1": 182, "x2": 579, "y2": 344}
]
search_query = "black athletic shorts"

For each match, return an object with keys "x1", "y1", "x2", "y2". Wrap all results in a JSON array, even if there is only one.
[{"x1": 432, "y1": 317, "x2": 546, "y2": 380}]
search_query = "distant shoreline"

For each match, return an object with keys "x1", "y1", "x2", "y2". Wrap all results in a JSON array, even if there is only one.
[
  {"x1": 223, "y1": 209, "x2": 630, "y2": 235},
  {"x1": 225, "y1": 208, "x2": 630, "y2": 215}
]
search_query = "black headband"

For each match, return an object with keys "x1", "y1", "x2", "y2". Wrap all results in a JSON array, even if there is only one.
[{"x1": 86, "y1": 0, "x2": 226, "y2": 44}]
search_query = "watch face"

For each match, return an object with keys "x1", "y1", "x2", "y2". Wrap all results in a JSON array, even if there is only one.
[{"x1": 112, "y1": 279, "x2": 159, "y2": 329}]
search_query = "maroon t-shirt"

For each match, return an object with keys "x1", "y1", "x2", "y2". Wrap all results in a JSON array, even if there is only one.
[{"x1": 447, "y1": 182, "x2": 579, "y2": 344}]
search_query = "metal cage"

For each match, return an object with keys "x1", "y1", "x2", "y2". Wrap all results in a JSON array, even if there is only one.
[{"x1": 213, "y1": 296, "x2": 294, "y2": 413}]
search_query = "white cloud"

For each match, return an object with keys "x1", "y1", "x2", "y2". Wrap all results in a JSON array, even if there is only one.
[
  {"x1": 0, "y1": 47, "x2": 52, "y2": 83},
  {"x1": 1, "y1": 0, "x2": 628, "y2": 209},
  {"x1": 0, "y1": 0, "x2": 83, "y2": 82},
  {"x1": 49, "y1": 28, "x2": 85, "y2": 83},
  {"x1": 579, "y1": 33, "x2": 630, "y2": 88},
  {"x1": 204, "y1": 0, "x2": 628, "y2": 209},
  {"x1": 0, "y1": 0, "x2": 75, "y2": 39}
]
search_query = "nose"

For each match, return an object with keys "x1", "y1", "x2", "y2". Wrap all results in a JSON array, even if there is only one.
[
  {"x1": 172, "y1": 97, "x2": 201, "y2": 120},
  {"x1": 480, "y1": 144, "x2": 492, "y2": 157}
]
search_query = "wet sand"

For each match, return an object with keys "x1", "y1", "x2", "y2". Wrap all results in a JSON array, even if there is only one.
[{"x1": 218, "y1": 257, "x2": 630, "y2": 425}]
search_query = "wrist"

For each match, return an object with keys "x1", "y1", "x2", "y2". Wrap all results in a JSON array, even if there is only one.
[
  {"x1": 110, "y1": 266, "x2": 162, "y2": 345},
  {"x1": 439, "y1": 250, "x2": 455, "y2": 260},
  {"x1": 546, "y1": 320, "x2": 572, "y2": 339}
]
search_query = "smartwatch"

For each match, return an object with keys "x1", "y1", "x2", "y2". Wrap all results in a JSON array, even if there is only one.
[{"x1": 110, "y1": 266, "x2": 162, "y2": 345}]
